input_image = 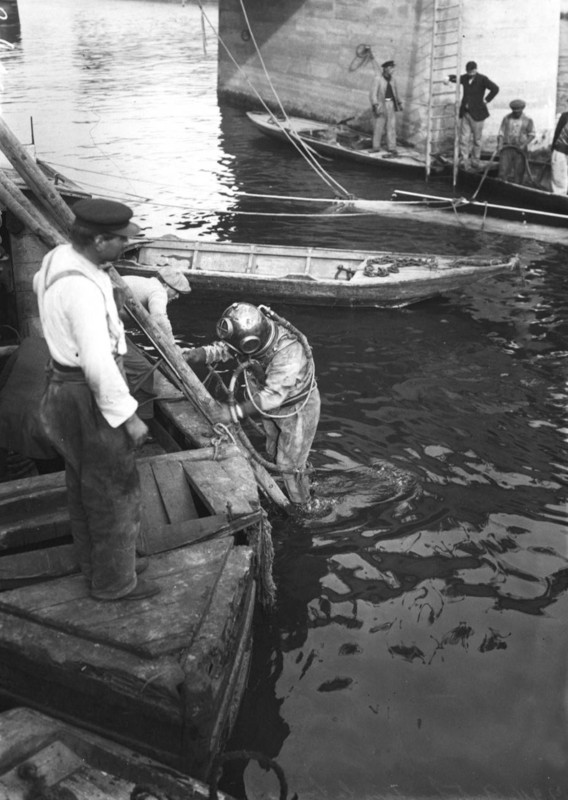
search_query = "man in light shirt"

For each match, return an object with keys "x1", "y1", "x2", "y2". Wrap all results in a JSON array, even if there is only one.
[
  {"x1": 120, "y1": 267, "x2": 191, "y2": 417},
  {"x1": 33, "y1": 198, "x2": 159, "y2": 602},
  {"x1": 497, "y1": 99, "x2": 535, "y2": 184}
]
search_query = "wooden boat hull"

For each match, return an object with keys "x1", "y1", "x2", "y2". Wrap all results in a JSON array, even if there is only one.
[
  {"x1": 457, "y1": 168, "x2": 568, "y2": 219},
  {"x1": 120, "y1": 237, "x2": 519, "y2": 308},
  {"x1": 0, "y1": 344, "x2": 262, "y2": 781},
  {"x1": 246, "y1": 111, "x2": 435, "y2": 174},
  {"x1": 0, "y1": 707, "x2": 234, "y2": 799}
]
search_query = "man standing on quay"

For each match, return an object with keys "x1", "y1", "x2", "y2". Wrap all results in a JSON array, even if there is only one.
[
  {"x1": 369, "y1": 60, "x2": 403, "y2": 156},
  {"x1": 34, "y1": 198, "x2": 160, "y2": 602},
  {"x1": 451, "y1": 60, "x2": 499, "y2": 170}
]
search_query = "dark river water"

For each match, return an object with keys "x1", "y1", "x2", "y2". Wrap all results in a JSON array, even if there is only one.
[{"x1": 3, "y1": 1, "x2": 568, "y2": 798}]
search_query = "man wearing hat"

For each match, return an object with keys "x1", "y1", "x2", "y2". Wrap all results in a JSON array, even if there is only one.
[
  {"x1": 119, "y1": 267, "x2": 191, "y2": 417},
  {"x1": 369, "y1": 60, "x2": 403, "y2": 156},
  {"x1": 450, "y1": 61, "x2": 499, "y2": 170},
  {"x1": 33, "y1": 198, "x2": 160, "y2": 602},
  {"x1": 497, "y1": 100, "x2": 535, "y2": 184}
]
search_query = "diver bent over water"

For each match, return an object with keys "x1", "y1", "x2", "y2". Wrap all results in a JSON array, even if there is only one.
[{"x1": 184, "y1": 302, "x2": 320, "y2": 508}]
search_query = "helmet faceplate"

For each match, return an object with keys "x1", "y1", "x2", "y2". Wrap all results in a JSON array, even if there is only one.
[{"x1": 216, "y1": 302, "x2": 275, "y2": 355}]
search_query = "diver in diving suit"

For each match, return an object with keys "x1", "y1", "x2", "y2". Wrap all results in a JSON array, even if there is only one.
[{"x1": 184, "y1": 302, "x2": 320, "y2": 507}]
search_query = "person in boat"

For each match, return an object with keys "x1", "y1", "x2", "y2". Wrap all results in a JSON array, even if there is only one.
[
  {"x1": 184, "y1": 302, "x2": 320, "y2": 508},
  {"x1": 550, "y1": 110, "x2": 568, "y2": 194},
  {"x1": 497, "y1": 99, "x2": 535, "y2": 185},
  {"x1": 450, "y1": 61, "x2": 499, "y2": 170},
  {"x1": 33, "y1": 198, "x2": 160, "y2": 602},
  {"x1": 116, "y1": 267, "x2": 191, "y2": 419},
  {"x1": 369, "y1": 60, "x2": 403, "y2": 156}
]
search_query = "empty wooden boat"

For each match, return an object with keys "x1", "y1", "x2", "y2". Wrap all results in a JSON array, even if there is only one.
[{"x1": 119, "y1": 236, "x2": 520, "y2": 308}]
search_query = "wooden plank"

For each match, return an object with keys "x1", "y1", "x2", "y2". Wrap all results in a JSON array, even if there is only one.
[
  {"x1": 217, "y1": 455, "x2": 260, "y2": 515},
  {"x1": 0, "y1": 543, "x2": 233, "y2": 658},
  {"x1": 181, "y1": 460, "x2": 254, "y2": 517},
  {"x1": 137, "y1": 461, "x2": 167, "y2": 548},
  {"x1": 151, "y1": 458, "x2": 199, "y2": 523},
  {"x1": 0, "y1": 511, "x2": 70, "y2": 551}
]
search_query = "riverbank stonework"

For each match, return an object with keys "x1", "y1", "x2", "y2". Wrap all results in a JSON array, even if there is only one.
[{"x1": 218, "y1": 0, "x2": 560, "y2": 150}]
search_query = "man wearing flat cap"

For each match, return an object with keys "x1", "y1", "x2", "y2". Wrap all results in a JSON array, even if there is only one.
[
  {"x1": 450, "y1": 61, "x2": 499, "y2": 170},
  {"x1": 33, "y1": 198, "x2": 160, "y2": 602},
  {"x1": 369, "y1": 60, "x2": 403, "y2": 156},
  {"x1": 119, "y1": 266, "x2": 191, "y2": 418},
  {"x1": 497, "y1": 100, "x2": 535, "y2": 184}
]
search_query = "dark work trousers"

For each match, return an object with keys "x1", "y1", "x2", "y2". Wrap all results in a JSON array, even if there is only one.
[
  {"x1": 124, "y1": 339, "x2": 156, "y2": 420},
  {"x1": 40, "y1": 369, "x2": 141, "y2": 599}
]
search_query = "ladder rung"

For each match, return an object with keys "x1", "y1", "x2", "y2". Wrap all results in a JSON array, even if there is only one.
[{"x1": 433, "y1": 38, "x2": 460, "y2": 45}]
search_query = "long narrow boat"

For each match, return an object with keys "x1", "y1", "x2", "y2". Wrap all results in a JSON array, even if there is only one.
[
  {"x1": 246, "y1": 111, "x2": 440, "y2": 175},
  {"x1": 119, "y1": 237, "x2": 520, "y2": 308},
  {"x1": 0, "y1": 707, "x2": 235, "y2": 800},
  {"x1": 457, "y1": 166, "x2": 568, "y2": 217},
  {"x1": 0, "y1": 338, "x2": 263, "y2": 781},
  {"x1": 343, "y1": 191, "x2": 568, "y2": 247}
]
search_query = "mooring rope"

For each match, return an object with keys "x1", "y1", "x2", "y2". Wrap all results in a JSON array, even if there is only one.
[{"x1": 193, "y1": 0, "x2": 352, "y2": 199}]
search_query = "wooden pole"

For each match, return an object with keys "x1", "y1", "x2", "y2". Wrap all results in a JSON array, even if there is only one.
[
  {"x1": 0, "y1": 173, "x2": 65, "y2": 249},
  {"x1": 0, "y1": 116, "x2": 75, "y2": 232}
]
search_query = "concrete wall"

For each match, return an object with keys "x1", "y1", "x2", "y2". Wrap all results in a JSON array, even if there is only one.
[{"x1": 218, "y1": 0, "x2": 560, "y2": 151}]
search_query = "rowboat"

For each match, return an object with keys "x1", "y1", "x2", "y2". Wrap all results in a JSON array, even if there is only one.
[
  {"x1": 457, "y1": 165, "x2": 568, "y2": 219},
  {"x1": 379, "y1": 189, "x2": 568, "y2": 246},
  {"x1": 0, "y1": 707, "x2": 235, "y2": 800},
  {"x1": 119, "y1": 236, "x2": 520, "y2": 308},
  {"x1": 246, "y1": 111, "x2": 441, "y2": 175},
  {"x1": 0, "y1": 337, "x2": 264, "y2": 781}
]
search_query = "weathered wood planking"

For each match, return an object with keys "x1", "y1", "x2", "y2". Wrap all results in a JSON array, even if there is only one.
[
  {"x1": 0, "y1": 708, "x2": 233, "y2": 800},
  {"x1": 0, "y1": 445, "x2": 260, "y2": 776}
]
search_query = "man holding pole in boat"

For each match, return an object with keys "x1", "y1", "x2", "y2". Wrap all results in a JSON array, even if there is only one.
[
  {"x1": 33, "y1": 198, "x2": 160, "y2": 602},
  {"x1": 184, "y1": 302, "x2": 320, "y2": 510},
  {"x1": 450, "y1": 61, "x2": 499, "y2": 171},
  {"x1": 369, "y1": 60, "x2": 403, "y2": 156},
  {"x1": 497, "y1": 99, "x2": 535, "y2": 184},
  {"x1": 116, "y1": 267, "x2": 191, "y2": 418}
]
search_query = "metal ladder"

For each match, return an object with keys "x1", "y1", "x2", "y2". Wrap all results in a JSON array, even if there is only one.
[{"x1": 424, "y1": 0, "x2": 462, "y2": 184}]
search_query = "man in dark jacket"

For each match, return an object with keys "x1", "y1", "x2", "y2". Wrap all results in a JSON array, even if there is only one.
[{"x1": 450, "y1": 61, "x2": 499, "y2": 170}]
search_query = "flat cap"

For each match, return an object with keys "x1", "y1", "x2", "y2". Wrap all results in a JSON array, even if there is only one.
[
  {"x1": 72, "y1": 198, "x2": 140, "y2": 237},
  {"x1": 381, "y1": 60, "x2": 395, "y2": 69},
  {"x1": 159, "y1": 266, "x2": 191, "y2": 294},
  {"x1": 509, "y1": 99, "x2": 526, "y2": 109}
]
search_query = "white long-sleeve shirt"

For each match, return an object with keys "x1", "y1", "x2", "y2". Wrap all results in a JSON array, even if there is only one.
[
  {"x1": 122, "y1": 275, "x2": 174, "y2": 341},
  {"x1": 33, "y1": 244, "x2": 137, "y2": 428}
]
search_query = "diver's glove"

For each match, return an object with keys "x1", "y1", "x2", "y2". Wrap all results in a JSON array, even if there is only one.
[{"x1": 182, "y1": 347, "x2": 207, "y2": 365}]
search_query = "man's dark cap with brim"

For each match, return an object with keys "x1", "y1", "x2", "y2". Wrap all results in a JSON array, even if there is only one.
[
  {"x1": 72, "y1": 198, "x2": 141, "y2": 237},
  {"x1": 381, "y1": 60, "x2": 395, "y2": 69}
]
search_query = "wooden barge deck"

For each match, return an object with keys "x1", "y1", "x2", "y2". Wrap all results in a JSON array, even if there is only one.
[{"x1": 0, "y1": 344, "x2": 264, "y2": 781}]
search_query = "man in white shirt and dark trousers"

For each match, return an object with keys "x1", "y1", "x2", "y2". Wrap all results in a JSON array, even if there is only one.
[{"x1": 34, "y1": 198, "x2": 160, "y2": 602}]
